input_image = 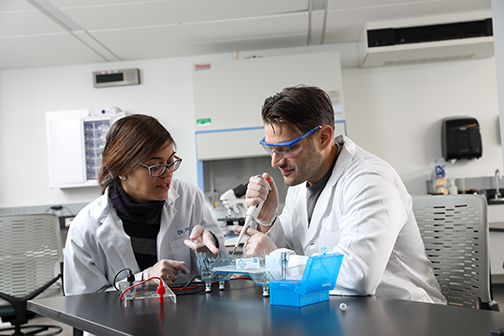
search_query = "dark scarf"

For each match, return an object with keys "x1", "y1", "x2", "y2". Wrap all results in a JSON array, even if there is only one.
[{"x1": 108, "y1": 182, "x2": 165, "y2": 223}]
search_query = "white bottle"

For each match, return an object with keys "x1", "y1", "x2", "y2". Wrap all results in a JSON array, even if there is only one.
[{"x1": 448, "y1": 178, "x2": 458, "y2": 195}]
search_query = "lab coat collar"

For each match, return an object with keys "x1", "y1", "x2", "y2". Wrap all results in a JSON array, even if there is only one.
[
  {"x1": 330, "y1": 134, "x2": 356, "y2": 182},
  {"x1": 166, "y1": 181, "x2": 179, "y2": 205}
]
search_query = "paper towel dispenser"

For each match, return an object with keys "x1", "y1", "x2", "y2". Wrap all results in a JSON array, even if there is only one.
[{"x1": 441, "y1": 117, "x2": 482, "y2": 161}]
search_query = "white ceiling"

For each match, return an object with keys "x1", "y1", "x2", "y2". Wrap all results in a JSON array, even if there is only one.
[{"x1": 0, "y1": 0, "x2": 493, "y2": 70}]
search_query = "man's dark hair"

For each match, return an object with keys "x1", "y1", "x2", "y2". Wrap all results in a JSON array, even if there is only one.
[{"x1": 261, "y1": 85, "x2": 335, "y2": 134}]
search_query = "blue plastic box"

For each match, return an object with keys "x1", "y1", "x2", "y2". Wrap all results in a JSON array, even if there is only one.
[{"x1": 269, "y1": 253, "x2": 343, "y2": 307}]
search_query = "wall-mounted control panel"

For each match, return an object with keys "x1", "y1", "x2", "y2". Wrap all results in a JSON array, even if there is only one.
[{"x1": 93, "y1": 68, "x2": 140, "y2": 88}]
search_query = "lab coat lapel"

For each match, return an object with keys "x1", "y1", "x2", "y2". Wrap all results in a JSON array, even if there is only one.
[
  {"x1": 96, "y1": 208, "x2": 138, "y2": 273},
  {"x1": 304, "y1": 176, "x2": 336, "y2": 251},
  {"x1": 303, "y1": 136, "x2": 352, "y2": 251},
  {"x1": 295, "y1": 186, "x2": 309, "y2": 248},
  {"x1": 157, "y1": 186, "x2": 179, "y2": 258}
]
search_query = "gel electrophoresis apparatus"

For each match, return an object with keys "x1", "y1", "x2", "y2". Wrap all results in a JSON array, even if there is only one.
[
  {"x1": 197, "y1": 250, "x2": 343, "y2": 307},
  {"x1": 197, "y1": 252, "x2": 288, "y2": 296}
]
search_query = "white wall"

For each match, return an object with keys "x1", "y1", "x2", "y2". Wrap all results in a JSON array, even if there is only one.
[
  {"x1": 343, "y1": 58, "x2": 501, "y2": 194},
  {"x1": 0, "y1": 52, "x2": 234, "y2": 208},
  {"x1": 0, "y1": 43, "x2": 501, "y2": 209},
  {"x1": 493, "y1": 0, "x2": 504, "y2": 167}
]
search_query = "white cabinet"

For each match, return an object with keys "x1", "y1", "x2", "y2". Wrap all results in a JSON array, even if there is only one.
[
  {"x1": 193, "y1": 51, "x2": 346, "y2": 161},
  {"x1": 46, "y1": 107, "x2": 125, "y2": 189},
  {"x1": 489, "y1": 204, "x2": 504, "y2": 280},
  {"x1": 490, "y1": 231, "x2": 504, "y2": 276}
]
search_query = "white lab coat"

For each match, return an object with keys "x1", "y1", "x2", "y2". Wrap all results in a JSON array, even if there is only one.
[
  {"x1": 64, "y1": 177, "x2": 224, "y2": 296},
  {"x1": 268, "y1": 135, "x2": 446, "y2": 304}
]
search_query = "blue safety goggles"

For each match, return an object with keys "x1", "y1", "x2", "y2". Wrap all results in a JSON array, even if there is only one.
[{"x1": 259, "y1": 126, "x2": 321, "y2": 158}]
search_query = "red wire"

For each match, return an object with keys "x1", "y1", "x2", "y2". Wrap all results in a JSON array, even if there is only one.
[
  {"x1": 119, "y1": 276, "x2": 164, "y2": 302},
  {"x1": 120, "y1": 276, "x2": 255, "y2": 299},
  {"x1": 171, "y1": 285, "x2": 200, "y2": 292}
]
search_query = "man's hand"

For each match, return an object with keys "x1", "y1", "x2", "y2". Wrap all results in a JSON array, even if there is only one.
[
  {"x1": 246, "y1": 173, "x2": 279, "y2": 231},
  {"x1": 233, "y1": 226, "x2": 277, "y2": 255}
]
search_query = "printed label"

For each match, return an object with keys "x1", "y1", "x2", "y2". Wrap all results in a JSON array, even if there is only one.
[
  {"x1": 195, "y1": 64, "x2": 211, "y2": 71},
  {"x1": 197, "y1": 118, "x2": 212, "y2": 126},
  {"x1": 236, "y1": 258, "x2": 260, "y2": 269}
]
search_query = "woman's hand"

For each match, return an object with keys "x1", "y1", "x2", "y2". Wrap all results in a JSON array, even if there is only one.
[
  {"x1": 148, "y1": 259, "x2": 189, "y2": 285},
  {"x1": 184, "y1": 225, "x2": 220, "y2": 255}
]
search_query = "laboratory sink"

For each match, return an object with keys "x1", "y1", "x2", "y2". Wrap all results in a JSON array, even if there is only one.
[
  {"x1": 453, "y1": 174, "x2": 504, "y2": 205},
  {"x1": 488, "y1": 198, "x2": 504, "y2": 205},
  {"x1": 473, "y1": 188, "x2": 504, "y2": 205}
]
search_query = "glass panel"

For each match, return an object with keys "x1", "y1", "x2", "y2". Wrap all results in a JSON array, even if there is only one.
[{"x1": 84, "y1": 120, "x2": 110, "y2": 181}]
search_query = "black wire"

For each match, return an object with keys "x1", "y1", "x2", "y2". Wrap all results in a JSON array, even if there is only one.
[
  {"x1": 172, "y1": 275, "x2": 201, "y2": 290},
  {"x1": 173, "y1": 286, "x2": 206, "y2": 296},
  {"x1": 170, "y1": 276, "x2": 206, "y2": 295},
  {"x1": 113, "y1": 271, "x2": 203, "y2": 295},
  {"x1": 113, "y1": 268, "x2": 134, "y2": 292},
  {"x1": 62, "y1": 206, "x2": 74, "y2": 216},
  {"x1": 175, "y1": 287, "x2": 206, "y2": 295},
  {"x1": 113, "y1": 273, "x2": 215, "y2": 296},
  {"x1": 170, "y1": 275, "x2": 202, "y2": 290}
]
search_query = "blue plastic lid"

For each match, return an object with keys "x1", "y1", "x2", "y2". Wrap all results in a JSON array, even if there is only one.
[{"x1": 295, "y1": 253, "x2": 343, "y2": 296}]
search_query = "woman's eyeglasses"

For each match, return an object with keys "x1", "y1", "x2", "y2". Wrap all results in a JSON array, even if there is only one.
[{"x1": 138, "y1": 156, "x2": 182, "y2": 177}]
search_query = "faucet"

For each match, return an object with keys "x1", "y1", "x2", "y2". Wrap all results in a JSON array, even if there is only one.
[{"x1": 495, "y1": 169, "x2": 502, "y2": 199}]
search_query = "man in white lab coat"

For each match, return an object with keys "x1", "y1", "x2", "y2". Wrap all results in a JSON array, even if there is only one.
[{"x1": 235, "y1": 85, "x2": 446, "y2": 304}]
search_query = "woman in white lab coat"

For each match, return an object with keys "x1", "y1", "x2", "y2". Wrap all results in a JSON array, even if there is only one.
[
  {"x1": 64, "y1": 114, "x2": 224, "y2": 296},
  {"x1": 237, "y1": 86, "x2": 446, "y2": 304}
]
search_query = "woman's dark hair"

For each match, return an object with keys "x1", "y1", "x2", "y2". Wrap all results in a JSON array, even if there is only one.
[
  {"x1": 98, "y1": 114, "x2": 175, "y2": 194},
  {"x1": 261, "y1": 85, "x2": 335, "y2": 134}
]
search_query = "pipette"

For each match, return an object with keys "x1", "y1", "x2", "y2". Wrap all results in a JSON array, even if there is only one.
[{"x1": 232, "y1": 177, "x2": 271, "y2": 256}]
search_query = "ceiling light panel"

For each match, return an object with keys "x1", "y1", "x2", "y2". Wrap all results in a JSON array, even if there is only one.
[
  {"x1": 55, "y1": 0, "x2": 309, "y2": 31},
  {"x1": 88, "y1": 13, "x2": 308, "y2": 49},
  {"x1": 0, "y1": 9, "x2": 65, "y2": 36}
]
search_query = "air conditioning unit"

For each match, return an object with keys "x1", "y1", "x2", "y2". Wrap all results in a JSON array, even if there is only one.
[{"x1": 358, "y1": 18, "x2": 494, "y2": 68}]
